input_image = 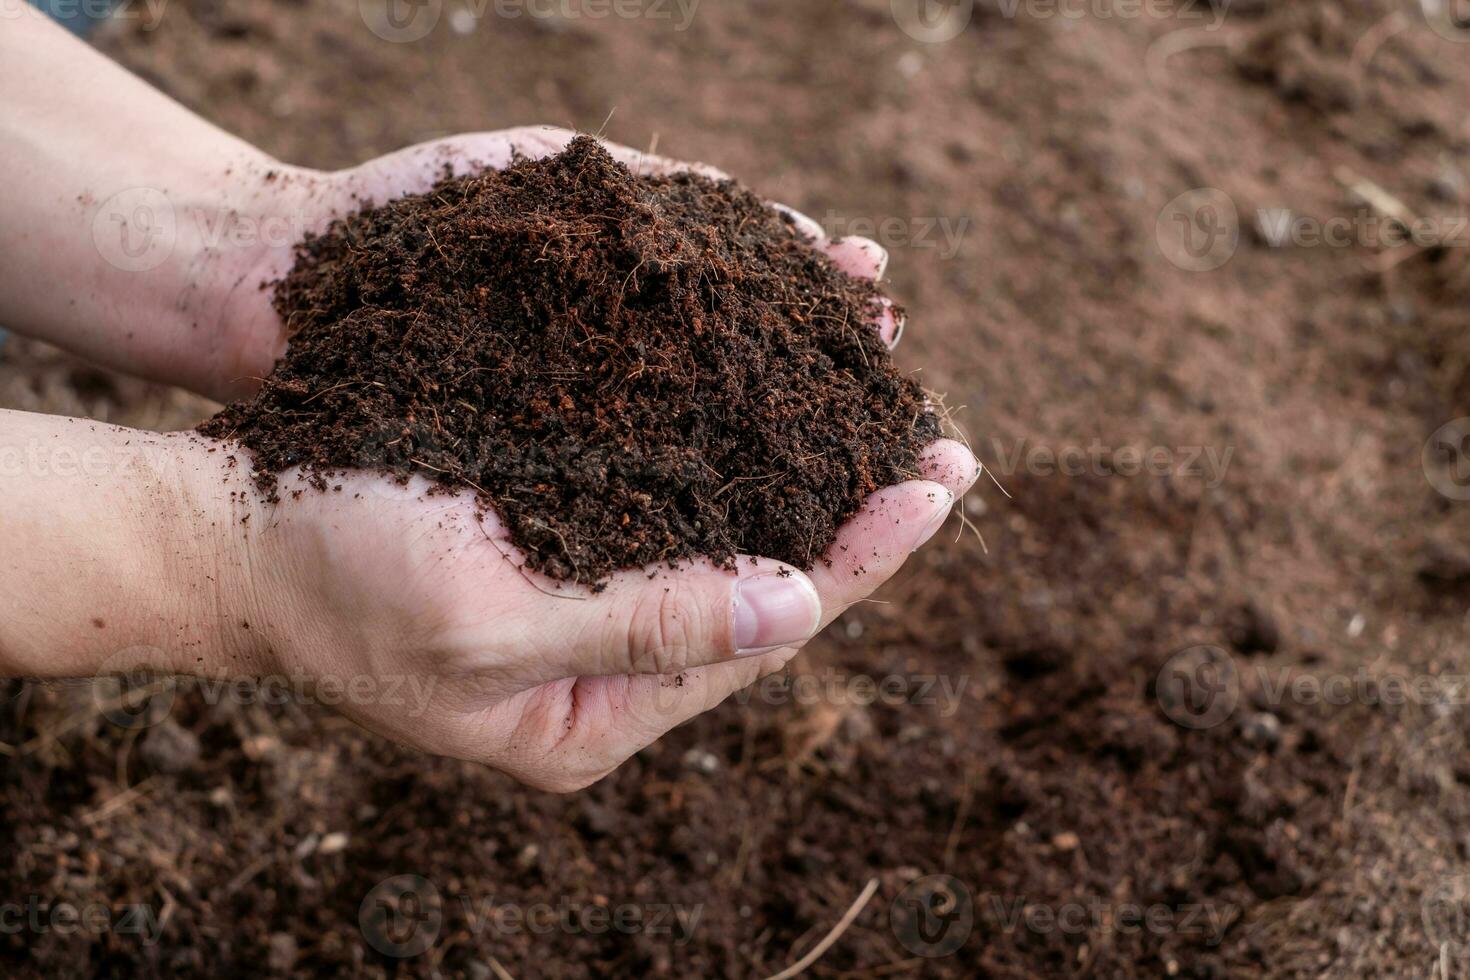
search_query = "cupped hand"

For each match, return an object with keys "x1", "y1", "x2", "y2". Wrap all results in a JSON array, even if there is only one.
[{"x1": 207, "y1": 127, "x2": 979, "y2": 791}]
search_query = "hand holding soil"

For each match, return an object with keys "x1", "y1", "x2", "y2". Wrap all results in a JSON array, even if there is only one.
[
  {"x1": 0, "y1": 9, "x2": 977, "y2": 793},
  {"x1": 197, "y1": 131, "x2": 978, "y2": 792}
]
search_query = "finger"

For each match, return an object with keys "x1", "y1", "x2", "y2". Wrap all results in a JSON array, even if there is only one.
[
  {"x1": 919, "y1": 438, "x2": 983, "y2": 501},
  {"x1": 824, "y1": 236, "x2": 890, "y2": 280},
  {"x1": 772, "y1": 203, "x2": 828, "y2": 245},
  {"x1": 529, "y1": 557, "x2": 822, "y2": 682},
  {"x1": 495, "y1": 440, "x2": 978, "y2": 680},
  {"x1": 804, "y1": 479, "x2": 954, "y2": 624},
  {"x1": 874, "y1": 298, "x2": 905, "y2": 349},
  {"x1": 487, "y1": 650, "x2": 792, "y2": 792}
]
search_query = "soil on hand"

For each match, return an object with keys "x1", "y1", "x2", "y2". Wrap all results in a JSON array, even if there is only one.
[
  {"x1": 200, "y1": 136, "x2": 938, "y2": 585},
  {"x1": 9, "y1": 0, "x2": 1470, "y2": 977}
]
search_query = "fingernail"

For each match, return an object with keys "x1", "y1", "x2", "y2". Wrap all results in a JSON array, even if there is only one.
[
  {"x1": 734, "y1": 572, "x2": 822, "y2": 654},
  {"x1": 913, "y1": 492, "x2": 955, "y2": 552},
  {"x1": 772, "y1": 203, "x2": 827, "y2": 243},
  {"x1": 889, "y1": 309, "x2": 906, "y2": 348},
  {"x1": 864, "y1": 240, "x2": 891, "y2": 279}
]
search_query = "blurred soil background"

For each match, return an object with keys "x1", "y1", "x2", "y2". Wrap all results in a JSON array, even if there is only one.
[{"x1": 5, "y1": 0, "x2": 1470, "y2": 976}]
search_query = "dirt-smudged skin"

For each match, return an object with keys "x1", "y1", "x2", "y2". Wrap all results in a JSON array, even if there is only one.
[{"x1": 201, "y1": 136, "x2": 939, "y2": 586}]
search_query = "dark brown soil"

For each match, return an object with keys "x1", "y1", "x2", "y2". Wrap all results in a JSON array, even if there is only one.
[
  {"x1": 200, "y1": 136, "x2": 937, "y2": 584},
  {"x1": 6, "y1": 0, "x2": 1470, "y2": 977}
]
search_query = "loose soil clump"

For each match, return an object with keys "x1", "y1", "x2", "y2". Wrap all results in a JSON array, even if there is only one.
[{"x1": 201, "y1": 136, "x2": 938, "y2": 585}]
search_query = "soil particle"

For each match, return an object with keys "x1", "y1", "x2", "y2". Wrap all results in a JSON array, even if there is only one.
[
  {"x1": 201, "y1": 136, "x2": 938, "y2": 585},
  {"x1": 1224, "y1": 599, "x2": 1282, "y2": 656}
]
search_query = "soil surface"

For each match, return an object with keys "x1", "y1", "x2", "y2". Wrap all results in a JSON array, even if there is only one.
[
  {"x1": 4, "y1": 0, "x2": 1470, "y2": 977},
  {"x1": 201, "y1": 135, "x2": 936, "y2": 584}
]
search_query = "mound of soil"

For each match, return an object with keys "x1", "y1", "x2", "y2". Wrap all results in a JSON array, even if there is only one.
[
  {"x1": 11, "y1": 0, "x2": 1470, "y2": 976},
  {"x1": 201, "y1": 136, "x2": 938, "y2": 584}
]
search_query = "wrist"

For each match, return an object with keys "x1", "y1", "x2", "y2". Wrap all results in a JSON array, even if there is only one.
[
  {"x1": 176, "y1": 160, "x2": 335, "y2": 402},
  {"x1": 0, "y1": 414, "x2": 272, "y2": 681}
]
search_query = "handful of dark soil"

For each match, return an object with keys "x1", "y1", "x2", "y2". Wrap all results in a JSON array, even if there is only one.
[{"x1": 202, "y1": 136, "x2": 939, "y2": 585}]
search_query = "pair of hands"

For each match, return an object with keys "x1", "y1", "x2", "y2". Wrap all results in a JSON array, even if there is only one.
[
  {"x1": 0, "y1": 7, "x2": 978, "y2": 792},
  {"x1": 175, "y1": 127, "x2": 976, "y2": 791}
]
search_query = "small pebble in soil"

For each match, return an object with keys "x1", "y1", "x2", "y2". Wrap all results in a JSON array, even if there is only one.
[{"x1": 1239, "y1": 712, "x2": 1282, "y2": 749}]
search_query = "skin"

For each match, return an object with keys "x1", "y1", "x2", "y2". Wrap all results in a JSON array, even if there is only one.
[{"x1": 0, "y1": 8, "x2": 980, "y2": 791}]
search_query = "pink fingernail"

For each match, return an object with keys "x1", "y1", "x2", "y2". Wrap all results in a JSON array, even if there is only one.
[
  {"x1": 773, "y1": 204, "x2": 826, "y2": 242},
  {"x1": 734, "y1": 572, "x2": 821, "y2": 654}
]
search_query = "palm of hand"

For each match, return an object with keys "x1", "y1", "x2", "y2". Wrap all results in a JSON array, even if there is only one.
[{"x1": 221, "y1": 127, "x2": 978, "y2": 791}]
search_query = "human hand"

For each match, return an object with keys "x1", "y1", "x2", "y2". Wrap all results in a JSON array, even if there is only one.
[
  {"x1": 192, "y1": 127, "x2": 979, "y2": 790},
  {"x1": 211, "y1": 438, "x2": 974, "y2": 792}
]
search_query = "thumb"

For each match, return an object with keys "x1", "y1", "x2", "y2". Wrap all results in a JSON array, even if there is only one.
[{"x1": 538, "y1": 559, "x2": 823, "y2": 681}]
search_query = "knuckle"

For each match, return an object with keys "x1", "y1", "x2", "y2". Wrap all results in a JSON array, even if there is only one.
[{"x1": 625, "y1": 585, "x2": 713, "y2": 674}]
